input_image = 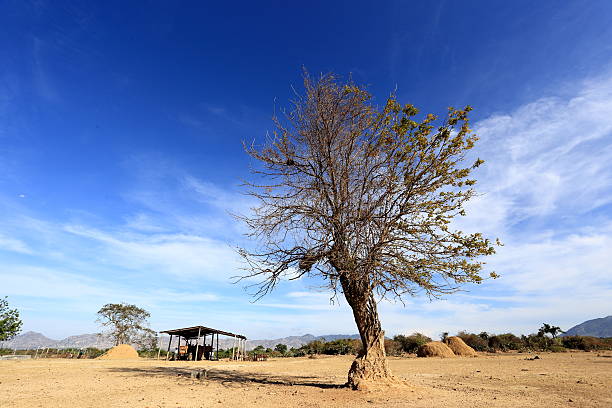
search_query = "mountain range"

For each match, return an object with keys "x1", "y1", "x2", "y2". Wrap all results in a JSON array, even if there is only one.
[
  {"x1": 0, "y1": 331, "x2": 359, "y2": 351},
  {"x1": 562, "y1": 315, "x2": 612, "y2": 337},
  {"x1": 0, "y1": 332, "x2": 115, "y2": 350},
  {"x1": 3, "y1": 315, "x2": 609, "y2": 350}
]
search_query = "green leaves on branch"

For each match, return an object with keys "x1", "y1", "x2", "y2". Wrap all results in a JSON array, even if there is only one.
[
  {"x1": 239, "y1": 71, "x2": 501, "y2": 300},
  {"x1": 0, "y1": 297, "x2": 22, "y2": 341},
  {"x1": 96, "y1": 303, "x2": 156, "y2": 347}
]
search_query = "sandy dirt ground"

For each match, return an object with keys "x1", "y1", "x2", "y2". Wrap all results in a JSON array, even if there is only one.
[{"x1": 1, "y1": 352, "x2": 611, "y2": 407}]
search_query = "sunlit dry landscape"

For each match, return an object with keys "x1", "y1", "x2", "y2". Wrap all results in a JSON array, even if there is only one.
[
  {"x1": 2, "y1": 353, "x2": 611, "y2": 408},
  {"x1": 2, "y1": 1, "x2": 612, "y2": 407}
]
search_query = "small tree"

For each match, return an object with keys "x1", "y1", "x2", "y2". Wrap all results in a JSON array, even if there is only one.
[
  {"x1": 488, "y1": 333, "x2": 523, "y2": 351},
  {"x1": 538, "y1": 323, "x2": 563, "y2": 339},
  {"x1": 252, "y1": 345, "x2": 266, "y2": 355},
  {"x1": 456, "y1": 331, "x2": 488, "y2": 351},
  {"x1": 96, "y1": 303, "x2": 155, "y2": 346},
  {"x1": 393, "y1": 333, "x2": 432, "y2": 354},
  {"x1": 239, "y1": 72, "x2": 497, "y2": 389},
  {"x1": 0, "y1": 297, "x2": 22, "y2": 341},
  {"x1": 274, "y1": 343, "x2": 288, "y2": 354}
]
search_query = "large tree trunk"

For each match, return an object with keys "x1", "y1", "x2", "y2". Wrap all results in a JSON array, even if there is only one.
[{"x1": 341, "y1": 276, "x2": 393, "y2": 390}]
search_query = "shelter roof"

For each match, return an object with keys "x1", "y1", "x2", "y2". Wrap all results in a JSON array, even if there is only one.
[{"x1": 160, "y1": 325, "x2": 246, "y2": 340}]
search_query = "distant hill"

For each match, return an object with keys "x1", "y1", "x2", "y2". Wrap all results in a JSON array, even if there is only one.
[
  {"x1": 0, "y1": 331, "x2": 57, "y2": 349},
  {"x1": 0, "y1": 331, "x2": 360, "y2": 351},
  {"x1": 243, "y1": 334, "x2": 360, "y2": 350},
  {"x1": 563, "y1": 316, "x2": 612, "y2": 337},
  {"x1": 0, "y1": 331, "x2": 114, "y2": 350},
  {"x1": 55, "y1": 333, "x2": 114, "y2": 349},
  {"x1": 6, "y1": 319, "x2": 611, "y2": 351}
]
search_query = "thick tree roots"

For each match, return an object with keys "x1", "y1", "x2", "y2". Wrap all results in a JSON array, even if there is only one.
[{"x1": 346, "y1": 350, "x2": 405, "y2": 390}]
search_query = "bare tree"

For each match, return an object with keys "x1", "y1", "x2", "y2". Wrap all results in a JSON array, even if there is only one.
[{"x1": 238, "y1": 72, "x2": 498, "y2": 389}]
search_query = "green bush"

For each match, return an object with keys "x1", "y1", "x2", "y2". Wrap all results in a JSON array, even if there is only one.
[
  {"x1": 321, "y1": 339, "x2": 357, "y2": 355},
  {"x1": 300, "y1": 340, "x2": 324, "y2": 355},
  {"x1": 393, "y1": 333, "x2": 432, "y2": 354},
  {"x1": 84, "y1": 347, "x2": 106, "y2": 358},
  {"x1": 488, "y1": 333, "x2": 523, "y2": 351},
  {"x1": 274, "y1": 343, "x2": 288, "y2": 354},
  {"x1": 456, "y1": 331, "x2": 489, "y2": 351},
  {"x1": 293, "y1": 339, "x2": 360, "y2": 356},
  {"x1": 292, "y1": 348, "x2": 307, "y2": 357},
  {"x1": 384, "y1": 339, "x2": 402, "y2": 356},
  {"x1": 252, "y1": 345, "x2": 266, "y2": 353},
  {"x1": 561, "y1": 336, "x2": 612, "y2": 351},
  {"x1": 521, "y1": 334, "x2": 550, "y2": 351}
]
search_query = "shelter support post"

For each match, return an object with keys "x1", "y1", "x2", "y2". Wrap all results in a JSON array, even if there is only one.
[
  {"x1": 195, "y1": 327, "x2": 201, "y2": 361},
  {"x1": 231, "y1": 336, "x2": 235, "y2": 360},
  {"x1": 166, "y1": 334, "x2": 172, "y2": 360},
  {"x1": 203, "y1": 334, "x2": 207, "y2": 360},
  {"x1": 156, "y1": 338, "x2": 160, "y2": 360}
]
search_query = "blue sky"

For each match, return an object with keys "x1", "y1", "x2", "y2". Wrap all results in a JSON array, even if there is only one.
[{"x1": 1, "y1": 0, "x2": 611, "y2": 340}]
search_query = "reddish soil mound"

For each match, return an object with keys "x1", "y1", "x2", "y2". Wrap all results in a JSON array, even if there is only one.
[
  {"x1": 417, "y1": 341, "x2": 456, "y2": 358},
  {"x1": 97, "y1": 344, "x2": 139, "y2": 360},
  {"x1": 445, "y1": 336, "x2": 477, "y2": 357}
]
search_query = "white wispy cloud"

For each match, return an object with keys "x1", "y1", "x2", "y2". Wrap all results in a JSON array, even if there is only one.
[
  {"x1": 0, "y1": 233, "x2": 32, "y2": 254},
  {"x1": 62, "y1": 224, "x2": 241, "y2": 280},
  {"x1": 182, "y1": 175, "x2": 253, "y2": 215},
  {"x1": 121, "y1": 156, "x2": 252, "y2": 239},
  {"x1": 463, "y1": 74, "x2": 612, "y2": 233},
  {"x1": 255, "y1": 303, "x2": 336, "y2": 311}
]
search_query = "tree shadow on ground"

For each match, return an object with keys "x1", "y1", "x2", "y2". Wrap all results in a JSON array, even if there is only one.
[{"x1": 107, "y1": 366, "x2": 344, "y2": 389}]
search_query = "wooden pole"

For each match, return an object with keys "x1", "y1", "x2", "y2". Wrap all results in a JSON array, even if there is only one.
[
  {"x1": 231, "y1": 336, "x2": 235, "y2": 361},
  {"x1": 166, "y1": 334, "x2": 172, "y2": 360},
  {"x1": 195, "y1": 327, "x2": 201, "y2": 361},
  {"x1": 203, "y1": 334, "x2": 207, "y2": 360},
  {"x1": 156, "y1": 335, "x2": 161, "y2": 360},
  {"x1": 215, "y1": 333, "x2": 219, "y2": 360}
]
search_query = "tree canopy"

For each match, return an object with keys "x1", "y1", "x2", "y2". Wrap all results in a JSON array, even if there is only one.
[
  {"x1": 96, "y1": 303, "x2": 155, "y2": 346},
  {"x1": 0, "y1": 297, "x2": 23, "y2": 341},
  {"x1": 539, "y1": 323, "x2": 564, "y2": 339},
  {"x1": 274, "y1": 343, "x2": 288, "y2": 354},
  {"x1": 239, "y1": 72, "x2": 498, "y2": 389}
]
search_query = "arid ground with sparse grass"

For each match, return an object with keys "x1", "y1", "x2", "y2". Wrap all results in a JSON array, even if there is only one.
[{"x1": 1, "y1": 352, "x2": 611, "y2": 407}]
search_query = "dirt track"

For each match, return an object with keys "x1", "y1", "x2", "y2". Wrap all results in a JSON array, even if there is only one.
[{"x1": 1, "y1": 352, "x2": 611, "y2": 407}]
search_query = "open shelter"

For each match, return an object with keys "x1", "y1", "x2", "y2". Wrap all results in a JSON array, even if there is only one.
[{"x1": 160, "y1": 325, "x2": 247, "y2": 361}]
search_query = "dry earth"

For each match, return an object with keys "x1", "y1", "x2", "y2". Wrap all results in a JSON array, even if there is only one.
[{"x1": 1, "y1": 352, "x2": 611, "y2": 407}]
